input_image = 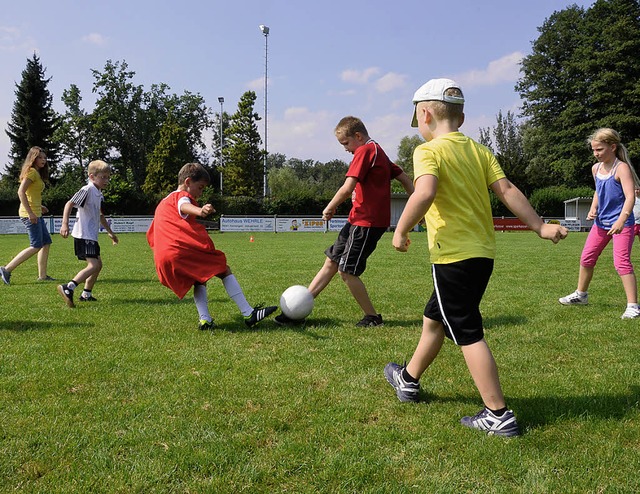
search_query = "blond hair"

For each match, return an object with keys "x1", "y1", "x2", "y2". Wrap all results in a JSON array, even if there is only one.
[
  {"x1": 588, "y1": 128, "x2": 640, "y2": 187},
  {"x1": 19, "y1": 146, "x2": 48, "y2": 182},
  {"x1": 88, "y1": 160, "x2": 111, "y2": 176},
  {"x1": 424, "y1": 87, "x2": 465, "y2": 121}
]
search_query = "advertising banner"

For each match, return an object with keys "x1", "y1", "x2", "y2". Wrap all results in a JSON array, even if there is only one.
[
  {"x1": 275, "y1": 217, "x2": 326, "y2": 233},
  {"x1": 220, "y1": 216, "x2": 275, "y2": 232}
]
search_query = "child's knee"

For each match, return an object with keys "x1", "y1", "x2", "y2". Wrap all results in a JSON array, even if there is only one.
[
  {"x1": 339, "y1": 271, "x2": 353, "y2": 283},
  {"x1": 615, "y1": 263, "x2": 634, "y2": 276}
]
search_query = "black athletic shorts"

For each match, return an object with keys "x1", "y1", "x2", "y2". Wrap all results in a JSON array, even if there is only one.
[
  {"x1": 74, "y1": 238, "x2": 101, "y2": 260},
  {"x1": 424, "y1": 257, "x2": 494, "y2": 346},
  {"x1": 325, "y1": 222, "x2": 386, "y2": 276}
]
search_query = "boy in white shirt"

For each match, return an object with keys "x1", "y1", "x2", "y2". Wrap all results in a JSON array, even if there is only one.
[{"x1": 57, "y1": 160, "x2": 118, "y2": 308}]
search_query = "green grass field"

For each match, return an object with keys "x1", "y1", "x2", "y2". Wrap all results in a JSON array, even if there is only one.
[{"x1": 1, "y1": 230, "x2": 639, "y2": 493}]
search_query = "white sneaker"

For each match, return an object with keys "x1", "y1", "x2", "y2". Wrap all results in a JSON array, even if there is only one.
[
  {"x1": 621, "y1": 306, "x2": 640, "y2": 319},
  {"x1": 559, "y1": 291, "x2": 588, "y2": 305}
]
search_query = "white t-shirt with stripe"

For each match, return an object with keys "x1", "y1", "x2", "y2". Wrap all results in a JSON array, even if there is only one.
[{"x1": 70, "y1": 181, "x2": 104, "y2": 241}]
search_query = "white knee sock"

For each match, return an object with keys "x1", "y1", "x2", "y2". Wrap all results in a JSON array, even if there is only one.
[
  {"x1": 222, "y1": 275, "x2": 253, "y2": 316},
  {"x1": 193, "y1": 284, "x2": 211, "y2": 322}
]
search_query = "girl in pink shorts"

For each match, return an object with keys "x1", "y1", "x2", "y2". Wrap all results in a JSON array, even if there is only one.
[{"x1": 559, "y1": 128, "x2": 640, "y2": 319}]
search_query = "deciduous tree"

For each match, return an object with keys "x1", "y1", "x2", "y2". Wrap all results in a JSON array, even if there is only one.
[{"x1": 516, "y1": 0, "x2": 640, "y2": 187}]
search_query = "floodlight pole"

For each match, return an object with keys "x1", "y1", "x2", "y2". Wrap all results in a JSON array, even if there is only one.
[
  {"x1": 259, "y1": 24, "x2": 269, "y2": 198},
  {"x1": 218, "y1": 96, "x2": 224, "y2": 195}
]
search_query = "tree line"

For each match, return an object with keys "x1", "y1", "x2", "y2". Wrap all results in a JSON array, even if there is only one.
[{"x1": 2, "y1": 0, "x2": 639, "y2": 218}]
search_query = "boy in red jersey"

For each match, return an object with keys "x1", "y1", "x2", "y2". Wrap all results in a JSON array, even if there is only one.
[
  {"x1": 147, "y1": 163, "x2": 276, "y2": 329},
  {"x1": 276, "y1": 116, "x2": 414, "y2": 327}
]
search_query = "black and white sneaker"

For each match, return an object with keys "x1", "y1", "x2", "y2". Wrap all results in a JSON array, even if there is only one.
[
  {"x1": 356, "y1": 314, "x2": 384, "y2": 327},
  {"x1": 558, "y1": 291, "x2": 588, "y2": 305},
  {"x1": 384, "y1": 362, "x2": 420, "y2": 403},
  {"x1": 244, "y1": 305, "x2": 277, "y2": 327},
  {"x1": 460, "y1": 407, "x2": 521, "y2": 437},
  {"x1": 57, "y1": 284, "x2": 75, "y2": 308}
]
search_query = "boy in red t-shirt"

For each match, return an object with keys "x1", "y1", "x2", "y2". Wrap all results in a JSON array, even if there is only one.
[
  {"x1": 147, "y1": 163, "x2": 276, "y2": 330},
  {"x1": 276, "y1": 116, "x2": 414, "y2": 327}
]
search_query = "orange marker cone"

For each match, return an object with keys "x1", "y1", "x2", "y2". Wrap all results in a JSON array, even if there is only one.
[{"x1": 249, "y1": 235, "x2": 255, "y2": 242}]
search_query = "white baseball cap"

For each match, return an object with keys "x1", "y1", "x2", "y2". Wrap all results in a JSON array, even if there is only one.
[{"x1": 411, "y1": 78, "x2": 464, "y2": 127}]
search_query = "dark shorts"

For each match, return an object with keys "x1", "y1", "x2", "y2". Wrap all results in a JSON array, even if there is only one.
[
  {"x1": 21, "y1": 216, "x2": 52, "y2": 248},
  {"x1": 325, "y1": 222, "x2": 386, "y2": 276},
  {"x1": 74, "y1": 238, "x2": 101, "y2": 260},
  {"x1": 424, "y1": 258, "x2": 494, "y2": 346}
]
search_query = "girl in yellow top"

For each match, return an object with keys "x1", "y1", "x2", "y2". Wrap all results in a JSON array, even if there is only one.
[{"x1": 0, "y1": 146, "x2": 54, "y2": 285}]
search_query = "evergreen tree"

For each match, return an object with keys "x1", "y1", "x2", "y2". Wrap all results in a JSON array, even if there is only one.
[
  {"x1": 142, "y1": 112, "x2": 193, "y2": 197},
  {"x1": 223, "y1": 91, "x2": 264, "y2": 197},
  {"x1": 4, "y1": 53, "x2": 60, "y2": 184}
]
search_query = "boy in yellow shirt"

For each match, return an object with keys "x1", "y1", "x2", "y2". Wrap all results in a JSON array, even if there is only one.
[{"x1": 384, "y1": 78, "x2": 567, "y2": 437}]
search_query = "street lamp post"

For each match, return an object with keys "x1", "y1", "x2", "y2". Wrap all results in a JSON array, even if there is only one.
[
  {"x1": 259, "y1": 24, "x2": 269, "y2": 198},
  {"x1": 218, "y1": 96, "x2": 224, "y2": 195}
]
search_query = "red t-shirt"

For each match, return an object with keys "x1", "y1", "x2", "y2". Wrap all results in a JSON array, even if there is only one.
[
  {"x1": 147, "y1": 190, "x2": 227, "y2": 299},
  {"x1": 347, "y1": 140, "x2": 403, "y2": 227}
]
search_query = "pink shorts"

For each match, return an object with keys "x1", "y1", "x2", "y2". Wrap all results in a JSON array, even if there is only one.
[{"x1": 580, "y1": 224, "x2": 635, "y2": 275}]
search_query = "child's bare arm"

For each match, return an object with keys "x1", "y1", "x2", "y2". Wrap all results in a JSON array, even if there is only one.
[
  {"x1": 100, "y1": 213, "x2": 119, "y2": 245},
  {"x1": 179, "y1": 202, "x2": 215, "y2": 218},
  {"x1": 395, "y1": 172, "x2": 415, "y2": 195},
  {"x1": 491, "y1": 178, "x2": 568, "y2": 243},
  {"x1": 322, "y1": 177, "x2": 357, "y2": 221},
  {"x1": 59, "y1": 200, "x2": 75, "y2": 238},
  {"x1": 393, "y1": 174, "x2": 437, "y2": 252},
  {"x1": 17, "y1": 178, "x2": 36, "y2": 223}
]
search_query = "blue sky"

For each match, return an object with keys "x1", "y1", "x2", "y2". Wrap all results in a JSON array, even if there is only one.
[{"x1": 1, "y1": 0, "x2": 595, "y2": 173}]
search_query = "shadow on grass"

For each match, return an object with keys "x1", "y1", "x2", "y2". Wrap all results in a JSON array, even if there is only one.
[
  {"x1": 110, "y1": 297, "x2": 187, "y2": 306},
  {"x1": 108, "y1": 296, "x2": 230, "y2": 306},
  {"x1": 215, "y1": 317, "x2": 333, "y2": 341},
  {"x1": 484, "y1": 314, "x2": 527, "y2": 329},
  {"x1": 512, "y1": 385, "x2": 640, "y2": 428},
  {"x1": 98, "y1": 277, "x2": 159, "y2": 285},
  {"x1": 0, "y1": 320, "x2": 95, "y2": 332}
]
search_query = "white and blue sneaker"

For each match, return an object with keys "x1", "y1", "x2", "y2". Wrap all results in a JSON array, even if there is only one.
[
  {"x1": 0, "y1": 266, "x2": 11, "y2": 285},
  {"x1": 559, "y1": 291, "x2": 588, "y2": 305},
  {"x1": 621, "y1": 306, "x2": 640, "y2": 319},
  {"x1": 460, "y1": 407, "x2": 520, "y2": 437},
  {"x1": 384, "y1": 362, "x2": 420, "y2": 403}
]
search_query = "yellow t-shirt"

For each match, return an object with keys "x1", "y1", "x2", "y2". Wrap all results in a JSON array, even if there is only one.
[
  {"x1": 18, "y1": 168, "x2": 44, "y2": 218},
  {"x1": 413, "y1": 132, "x2": 505, "y2": 264}
]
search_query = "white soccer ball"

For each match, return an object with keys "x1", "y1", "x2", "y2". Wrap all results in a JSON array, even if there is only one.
[{"x1": 280, "y1": 285, "x2": 314, "y2": 320}]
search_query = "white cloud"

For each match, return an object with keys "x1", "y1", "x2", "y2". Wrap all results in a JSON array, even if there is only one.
[
  {"x1": 0, "y1": 26, "x2": 36, "y2": 53},
  {"x1": 267, "y1": 106, "x2": 341, "y2": 161},
  {"x1": 455, "y1": 51, "x2": 524, "y2": 88},
  {"x1": 374, "y1": 72, "x2": 407, "y2": 93},
  {"x1": 341, "y1": 67, "x2": 380, "y2": 85},
  {"x1": 247, "y1": 76, "x2": 266, "y2": 92},
  {"x1": 82, "y1": 33, "x2": 108, "y2": 46}
]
